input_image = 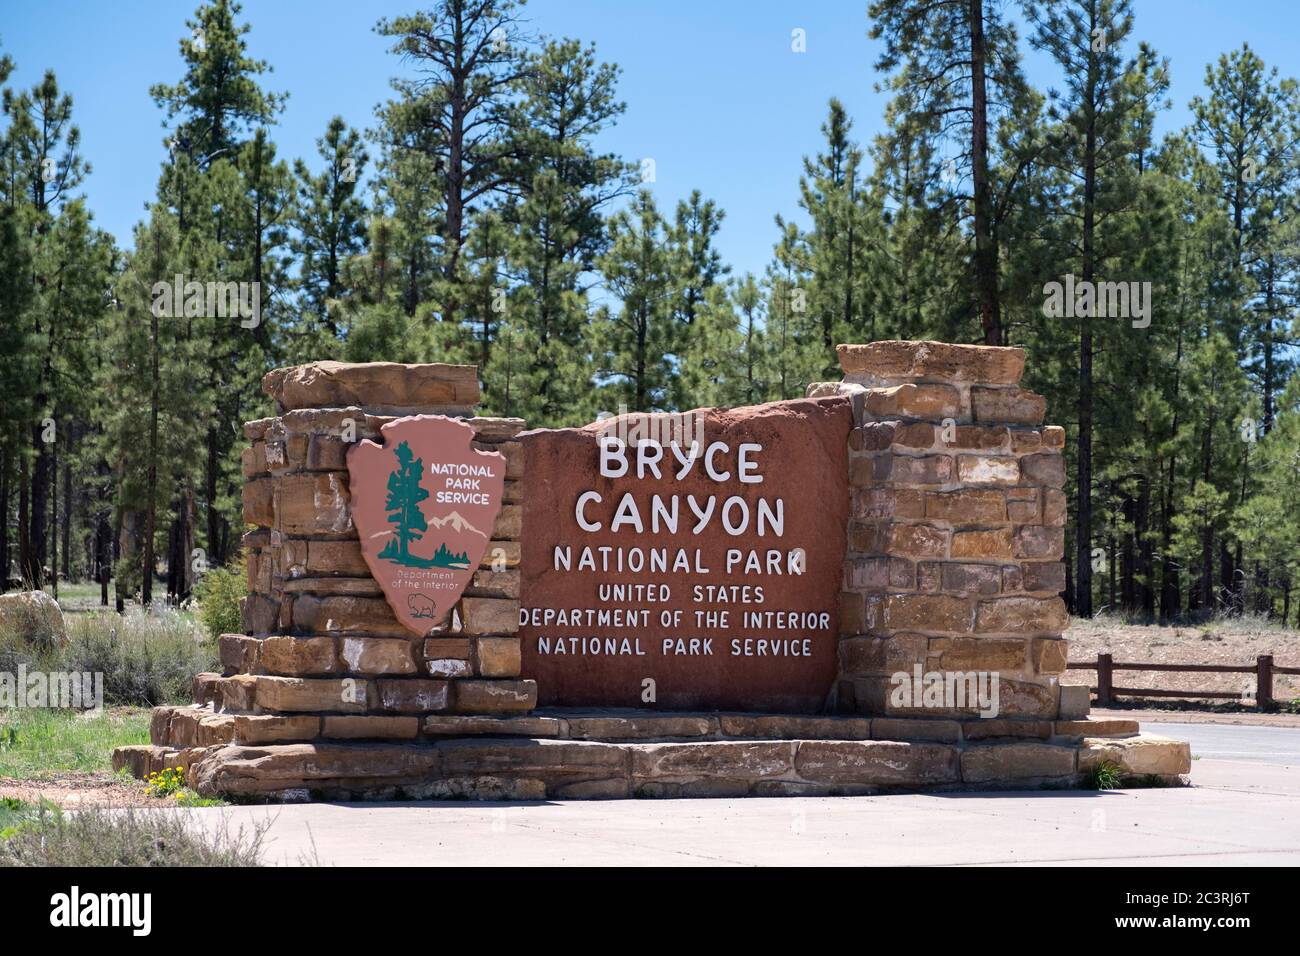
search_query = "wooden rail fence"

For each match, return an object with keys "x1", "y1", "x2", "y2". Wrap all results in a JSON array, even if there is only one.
[{"x1": 1067, "y1": 654, "x2": 1300, "y2": 710}]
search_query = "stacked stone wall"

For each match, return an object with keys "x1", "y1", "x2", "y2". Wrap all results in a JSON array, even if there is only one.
[
  {"x1": 825, "y1": 341, "x2": 1075, "y2": 720},
  {"x1": 201, "y1": 361, "x2": 535, "y2": 746}
]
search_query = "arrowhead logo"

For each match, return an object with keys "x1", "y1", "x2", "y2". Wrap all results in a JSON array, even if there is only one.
[{"x1": 347, "y1": 415, "x2": 505, "y2": 636}]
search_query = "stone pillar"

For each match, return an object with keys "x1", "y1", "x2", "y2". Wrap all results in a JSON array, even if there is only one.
[
  {"x1": 831, "y1": 341, "x2": 1076, "y2": 721},
  {"x1": 197, "y1": 361, "x2": 534, "y2": 746}
]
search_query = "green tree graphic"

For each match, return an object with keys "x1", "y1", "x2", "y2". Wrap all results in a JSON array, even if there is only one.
[{"x1": 378, "y1": 441, "x2": 429, "y2": 564}]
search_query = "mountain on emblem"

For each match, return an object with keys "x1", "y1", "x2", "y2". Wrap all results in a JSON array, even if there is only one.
[{"x1": 348, "y1": 415, "x2": 505, "y2": 635}]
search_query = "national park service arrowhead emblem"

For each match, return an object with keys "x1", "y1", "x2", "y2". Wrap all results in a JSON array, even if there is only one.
[{"x1": 348, "y1": 416, "x2": 505, "y2": 636}]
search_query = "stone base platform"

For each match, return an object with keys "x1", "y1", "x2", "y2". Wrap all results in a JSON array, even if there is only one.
[{"x1": 113, "y1": 707, "x2": 1190, "y2": 800}]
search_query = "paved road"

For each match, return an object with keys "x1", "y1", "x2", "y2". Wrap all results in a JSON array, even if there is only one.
[
  {"x1": 180, "y1": 722, "x2": 1300, "y2": 866},
  {"x1": 1142, "y1": 719, "x2": 1300, "y2": 765}
]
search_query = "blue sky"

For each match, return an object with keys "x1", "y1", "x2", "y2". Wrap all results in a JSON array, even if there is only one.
[{"x1": 4, "y1": 0, "x2": 1298, "y2": 280}]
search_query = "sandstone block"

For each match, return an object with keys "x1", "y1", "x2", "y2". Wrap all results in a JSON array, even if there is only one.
[
  {"x1": 1021, "y1": 561, "x2": 1067, "y2": 594},
  {"x1": 246, "y1": 591, "x2": 268, "y2": 632},
  {"x1": 263, "y1": 361, "x2": 480, "y2": 411},
  {"x1": 951, "y1": 527, "x2": 1014, "y2": 559},
  {"x1": 219, "y1": 634, "x2": 260, "y2": 673},
  {"x1": 255, "y1": 676, "x2": 367, "y2": 713},
  {"x1": 1009, "y1": 429, "x2": 1042, "y2": 453},
  {"x1": 1032, "y1": 636, "x2": 1069, "y2": 674},
  {"x1": 975, "y1": 597, "x2": 1069, "y2": 636},
  {"x1": 233, "y1": 714, "x2": 321, "y2": 744},
  {"x1": 306, "y1": 540, "x2": 370, "y2": 576},
  {"x1": 876, "y1": 453, "x2": 953, "y2": 485},
  {"x1": 971, "y1": 387, "x2": 1046, "y2": 425},
  {"x1": 476, "y1": 636, "x2": 522, "y2": 677},
  {"x1": 242, "y1": 478, "x2": 274, "y2": 527},
  {"x1": 1042, "y1": 488, "x2": 1067, "y2": 526},
  {"x1": 856, "y1": 487, "x2": 925, "y2": 520},
  {"x1": 870, "y1": 717, "x2": 962, "y2": 743},
  {"x1": 1058, "y1": 683, "x2": 1091, "y2": 720},
  {"x1": 837, "y1": 340, "x2": 1025, "y2": 385},
  {"x1": 276, "y1": 473, "x2": 352, "y2": 536},
  {"x1": 454, "y1": 679, "x2": 537, "y2": 713},
  {"x1": 946, "y1": 425, "x2": 1010, "y2": 451},
  {"x1": 718, "y1": 715, "x2": 871, "y2": 740},
  {"x1": 340, "y1": 636, "x2": 418, "y2": 675},
  {"x1": 884, "y1": 594, "x2": 973, "y2": 634},
  {"x1": 960, "y1": 741, "x2": 1075, "y2": 783},
  {"x1": 940, "y1": 563, "x2": 1003, "y2": 596},
  {"x1": 925, "y1": 488, "x2": 1006, "y2": 523},
  {"x1": 1014, "y1": 525, "x2": 1065, "y2": 560},
  {"x1": 928, "y1": 636, "x2": 1027, "y2": 671},
  {"x1": 467, "y1": 569, "x2": 521, "y2": 599},
  {"x1": 1020, "y1": 452, "x2": 1066, "y2": 487},
  {"x1": 479, "y1": 540, "x2": 521, "y2": 569},
  {"x1": 293, "y1": 595, "x2": 408, "y2": 637},
  {"x1": 864, "y1": 383, "x2": 961, "y2": 420},
  {"x1": 376, "y1": 679, "x2": 450, "y2": 712},
  {"x1": 957, "y1": 455, "x2": 1020, "y2": 485},
  {"x1": 1078, "y1": 734, "x2": 1191, "y2": 776},
  {"x1": 846, "y1": 557, "x2": 889, "y2": 590},
  {"x1": 888, "y1": 523, "x2": 949, "y2": 558},
  {"x1": 839, "y1": 633, "x2": 930, "y2": 674},
  {"x1": 567, "y1": 715, "x2": 715, "y2": 740},
  {"x1": 1055, "y1": 719, "x2": 1137, "y2": 737},
  {"x1": 795, "y1": 740, "x2": 960, "y2": 786},
  {"x1": 631, "y1": 741, "x2": 793, "y2": 784},
  {"x1": 306, "y1": 435, "x2": 348, "y2": 471},
  {"x1": 322, "y1": 715, "x2": 420, "y2": 740},
  {"x1": 422, "y1": 715, "x2": 566, "y2": 737},
  {"x1": 190, "y1": 742, "x2": 442, "y2": 796},
  {"x1": 259, "y1": 635, "x2": 339, "y2": 676},
  {"x1": 492, "y1": 505, "x2": 522, "y2": 540},
  {"x1": 962, "y1": 718, "x2": 1052, "y2": 740},
  {"x1": 461, "y1": 597, "x2": 520, "y2": 635}
]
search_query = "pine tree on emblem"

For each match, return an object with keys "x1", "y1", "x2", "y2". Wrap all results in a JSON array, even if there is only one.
[{"x1": 378, "y1": 440, "x2": 429, "y2": 565}]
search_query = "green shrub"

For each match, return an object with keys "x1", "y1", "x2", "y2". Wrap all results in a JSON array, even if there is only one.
[
  {"x1": 193, "y1": 554, "x2": 247, "y2": 640},
  {"x1": 61, "y1": 608, "x2": 218, "y2": 706},
  {"x1": 2, "y1": 607, "x2": 216, "y2": 708},
  {"x1": 0, "y1": 803, "x2": 267, "y2": 866}
]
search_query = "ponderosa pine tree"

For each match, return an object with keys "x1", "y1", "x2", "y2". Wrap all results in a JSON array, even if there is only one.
[{"x1": 291, "y1": 117, "x2": 369, "y2": 349}]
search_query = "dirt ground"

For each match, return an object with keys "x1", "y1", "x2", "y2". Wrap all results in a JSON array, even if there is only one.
[
  {"x1": 0, "y1": 771, "x2": 155, "y2": 808},
  {"x1": 1065, "y1": 616, "x2": 1300, "y2": 709}
]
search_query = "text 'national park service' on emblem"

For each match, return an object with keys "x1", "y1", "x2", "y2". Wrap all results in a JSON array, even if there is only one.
[{"x1": 348, "y1": 415, "x2": 505, "y2": 636}]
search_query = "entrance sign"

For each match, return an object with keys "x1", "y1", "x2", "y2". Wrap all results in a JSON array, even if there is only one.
[
  {"x1": 348, "y1": 415, "x2": 505, "y2": 635},
  {"x1": 520, "y1": 400, "x2": 851, "y2": 711}
]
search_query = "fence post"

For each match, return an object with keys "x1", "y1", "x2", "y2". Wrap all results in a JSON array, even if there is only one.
[
  {"x1": 1257, "y1": 655, "x2": 1274, "y2": 711},
  {"x1": 1097, "y1": 653, "x2": 1113, "y2": 706}
]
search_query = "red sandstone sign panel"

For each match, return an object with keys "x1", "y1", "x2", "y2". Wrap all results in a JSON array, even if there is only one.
[
  {"x1": 348, "y1": 415, "x2": 505, "y2": 635},
  {"x1": 520, "y1": 398, "x2": 852, "y2": 711}
]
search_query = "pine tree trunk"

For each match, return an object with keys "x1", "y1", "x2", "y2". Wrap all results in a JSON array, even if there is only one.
[
  {"x1": 143, "y1": 298, "x2": 160, "y2": 607},
  {"x1": 26, "y1": 420, "x2": 48, "y2": 588},
  {"x1": 61, "y1": 453, "x2": 71, "y2": 581},
  {"x1": 50, "y1": 426, "x2": 58, "y2": 600},
  {"x1": 0, "y1": 441, "x2": 9, "y2": 589},
  {"x1": 968, "y1": 0, "x2": 1000, "y2": 345},
  {"x1": 17, "y1": 451, "x2": 30, "y2": 588}
]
